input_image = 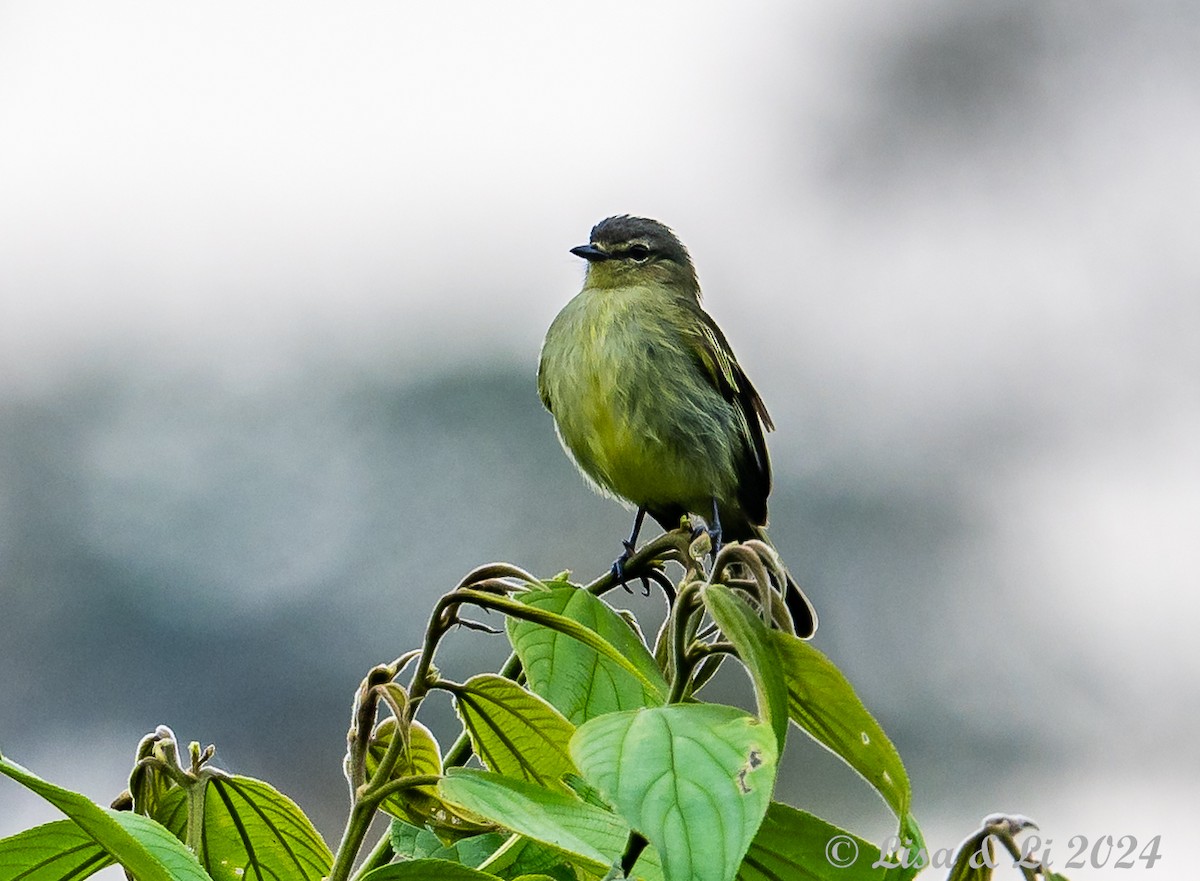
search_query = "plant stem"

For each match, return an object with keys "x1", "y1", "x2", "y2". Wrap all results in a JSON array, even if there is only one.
[
  {"x1": 328, "y1": 801, "x2": 377, "y2": 881},
  {"x1": 666, "y1": 584, "x2": 700, "y2": 704},
  {"x1": 350, "y1": 831, "x2": 396, "y2": 881},
  {"x1": 443, "y1": 729, "x2": 473, "y2": 769},
  {"x1": 184, "y1": 778, "x2": 206, "y2": 855},
  {"x1": 405, "y1": 593, "x2": 461, "y2": 721},
  {"x1": 365, "y1": 774, "x2": 443, "y2": 803}
]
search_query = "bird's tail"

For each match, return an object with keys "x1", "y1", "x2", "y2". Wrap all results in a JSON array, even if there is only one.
[{"x1": 748, "y1": 526, "x2": 818, "y2": 638}]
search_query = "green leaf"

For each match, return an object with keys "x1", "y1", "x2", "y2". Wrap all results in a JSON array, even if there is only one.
[
  {"x1": 438, "y1": 770, "x2": 663, "y2": 881},
  {"x1": 571, "y1": 704, "x2": 777, "y2": 881},
  {"x1": 0, "y1": 755, "x2": 211, "y2": 881},
  {"x1": 390, "y1": 820, "x2": 450, "y2": 861},
  {"x1": 359, "y1": 858, "x2": 503, "y2": 881},
  {"x1": 769, "y1": 631, "x2": 912, "y2": 823},
  {"x1": 129, "y1": 749, "x2": 178, "y2": 822},
  {"x1": 560, "y1": 773, "x2": 611, "y2": 811},
  {"x1": 452, "y1": 831, "x2": 512, "y2": 869},
  {"x1": 479, "y1": 836, "x2": 577, "y2": 881},
  {"x1": 947, "y1": 830, "x2": 997, "y2": 881},
  {"x1": 449, "y1": 675, "x2": 577, "y2": 789},
  {"x1": 885, "y1": 816, "x2": 926, "y2": 881},
  {"x1": 149, "y1": 786, "x2": 188, "y2": 837},
  {"x1": 701, "y1": 583, "x2": 790, "y2": 749},
  {"x1": 507, "y1": 587, "x2": 667, "y2": 724},
  {"x1": 156, "y1": 774, "x2": 331, "y2": 881},
  {"x1": 0, "y1": 819, "x2": 113, "y2": 881},
  {"x1": 388, "y1": 820, "x2": 508, "y2": 869},
  {"x1": 112, "y1": 812, "x2": 217, "y2": 879},
  {"x1": 365, "y1": 718, "x2": 444, "y2": 823},
  {"x1": 740, "y1": 802, "x2": 887, "y2": 881}
]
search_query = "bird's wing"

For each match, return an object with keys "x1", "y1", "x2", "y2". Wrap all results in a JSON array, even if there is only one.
[
  {"x1": 536, "y1": 349, "x2": 553, "y2": 413},
  {"x1": 684, "y1": 307, "x2": 774, "y2": 524}
]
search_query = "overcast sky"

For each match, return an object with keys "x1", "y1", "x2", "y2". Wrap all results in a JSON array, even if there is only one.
[{"x1": 2, "y1": 2, "x2": 1198, "y2": 875}]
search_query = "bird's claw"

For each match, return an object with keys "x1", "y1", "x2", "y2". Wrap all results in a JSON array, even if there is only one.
[
  {"x1": 611, "y1": 557, "x2": 627, "y2": 584},
  {"x1": 611, "y1": 541, "x2": 651, "y2": 595},
  {"x1": 611, "y1": 548, "x2": 632, "y2": 590},
  {"x1": 690, "y1": 523, "x2": 723, "y2": 560}
]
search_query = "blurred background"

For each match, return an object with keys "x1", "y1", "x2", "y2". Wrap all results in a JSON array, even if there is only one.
[{"x1": 1, "y1": 1, "x2": 1197, "y2": 877}]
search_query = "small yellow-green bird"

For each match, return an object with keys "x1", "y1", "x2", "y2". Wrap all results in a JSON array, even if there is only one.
[{"x1": 538, "y1": 215, "x2": 817, "y2": 637}]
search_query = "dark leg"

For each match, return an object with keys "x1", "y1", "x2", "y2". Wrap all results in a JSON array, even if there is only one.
[
  {"x1": 611, "y1": 506, "x2": 647, "y2": 584},
  {"x1": 708, "y1": 497, "x2": 723, "y2": 556},
  {"x1": 691, "y1": 498, "x2": 724, "y2": 561}
]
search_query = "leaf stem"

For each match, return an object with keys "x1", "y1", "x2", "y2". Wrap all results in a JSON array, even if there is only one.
[
  {"x1": 667, "y1": 583, "x2": 702, "y2": 704},
  {"x1": 405, "y1": 595, "x2": 458, "y2": 720},
  {"x1": 349, "y1": 831, "x2": 396, "y2": 881},
  {"x1": 328, "y1": 801, "x2": 377, "y2": 881},
  {"x1": 363, "y1": 774, "x2": 444, "y2": 804},
  {"x1": 184, "y1": 777, "x2": 206, "y2": 856}
]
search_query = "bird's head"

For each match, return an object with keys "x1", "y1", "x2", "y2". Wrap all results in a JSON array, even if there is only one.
[{"x1": 571, "y1": 215, "x2": 701, "y2": 298}]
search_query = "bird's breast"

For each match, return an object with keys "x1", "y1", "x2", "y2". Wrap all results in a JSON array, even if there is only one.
[
  {"x1": 546, "y1": 291, "x2": 648, "y2": 470},
  {"x1": 541, "y1": 287, "x2": 732, "y2": 508}
]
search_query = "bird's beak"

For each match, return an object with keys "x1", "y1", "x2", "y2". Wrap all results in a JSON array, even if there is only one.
[{"x1": 570, "y1": 244, "x2": 610, "y2": 262}]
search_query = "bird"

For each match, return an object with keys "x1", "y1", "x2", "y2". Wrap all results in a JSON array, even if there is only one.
[{"x1": 537, "y1": 215, "x2": 817, "y2": 637}]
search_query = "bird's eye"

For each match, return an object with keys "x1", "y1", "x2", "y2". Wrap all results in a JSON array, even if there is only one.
[{"x1": 627, "y1": 244, "x2": 651, "y2": 262}]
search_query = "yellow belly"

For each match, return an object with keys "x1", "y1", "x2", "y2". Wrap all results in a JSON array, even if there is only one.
[{"x1": 541, "y1": 284, "x2": 738, "y2": 515}]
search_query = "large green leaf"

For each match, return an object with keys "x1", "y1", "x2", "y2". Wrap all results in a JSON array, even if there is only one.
[
  {"x1": 152, "y1": 774, "x2": 330, "y2": 881},
  {"x1": 479, "y1": 836, "x2": 579, "y2": 881},
  {"x1": 112, "y1": 812, "x2": 215, "y2": 879},
  {"x1": 571, "y1": 704, "x2": 777, "y2": 881},
  {"x1": 702, "y1": 583, "x2": 790, "y2": 749},
  {"x1": 449, "y1": 675, "x2": 577, "y2": 789},
  {"x1": 507, "y1": 587, "x2": 667, "y2": 724},
  {"x1": 151, "y1": 785, "x2": 188, "y2": 837},
  {"x1": 0, "y1": 819, "x2": 112, "y2": 881},
  {"x1": 395, "y1": 822, "x2": 580, "y2": 881},
  {"x1": 389, "y1": 820, "x2": 451, "y2": 861},
  {"x1": 740, "y1": 802, "x2": 887, "y2": 881},
  {"x1": 438, "y1": 770, "x2": 662, "y2": 881},
  {"x1": 389, "y1": 820, "x2": 508, "y2": 868},
  {"x1": 0, "y1": 755, "x2": 211, "y2": 881},
  {"x1": 886, "y1": 816, "x2": 927, "y2": 881},
  {"x1": 769, "y1": 631, "x2": 912, "y2": 823},
  {"x1": 360, "y1": 858, "x2": 502, "y2": 881},
  {"x1": 365, "y1": 718, "x2": 444, "y2": 823}
]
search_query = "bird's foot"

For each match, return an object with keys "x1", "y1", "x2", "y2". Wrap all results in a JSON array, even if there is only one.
[
  {"x1": 706, "y1": 500, "x2": 723, "y2": 561},
  {"x1": 690, "y1": 522, "x2": 723, "y2": 560},
  {"x1": 612, "y1": 506, "x2": 649, "y2": 593},
  {"x1": 611, "y1": 539, "x2": 636, "y2": 587},
  {"x1": 611, "y1": 540, "x2": 650, "y2": 595},
  {"x1": 708, "y1": 523, "x2": 723, "y2": 557}
]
